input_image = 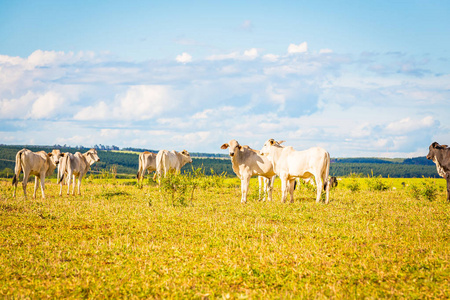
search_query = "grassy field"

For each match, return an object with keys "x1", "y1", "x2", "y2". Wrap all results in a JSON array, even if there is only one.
[{"x1": 0, "y1": 175, "x2": 449, "y2": 299}]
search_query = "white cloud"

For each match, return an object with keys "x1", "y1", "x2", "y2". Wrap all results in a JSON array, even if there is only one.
[
  {"x1": 74, "y1": 85, "x2": 177, "y2": 121},
  {"x1": 243, "y1": 48, "x2": 259, "y2": 60},
  {"x1": 262, "y1": 54, "x2": 279, "y2": 62},
  {"x1": 385, "y1": 116, "x2": 438, "y2": 134},
  {"x1": 176, "y1": 52, "x2": 192, "y2": 63},
  {"x1": 0, "y1": 92, "x2": 35, "y2": 119},
  {"x1": 206, "y1": 48, "x2": 259, "y2": 61},
  {"x1": 74, "y1": 101, "x2": 110, "y2": 121},
  {"x1": 319, "y1": 49, "x2": 333, "y2": 54},
  {"x1": 206, "y1": 52, "x2": 240, "y2": 61},
  {"x1": 0, "y1": 47, "x2": 448, "y2": 157},
  {"x1": 28, "y1": 91, "x2": 63, "y2": 119},
  {"x1": 115, "y1": 85, "x2": 176, "y2": 120},
  {"x1": 288, "y1": 42, "x2": 308, "y2": 54}
]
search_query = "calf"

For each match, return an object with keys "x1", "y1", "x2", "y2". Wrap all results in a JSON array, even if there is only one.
[
  {"x1": 12, "y1": 149, "x2": 64, "y2": 199},
  {"x1": 221, "y1": 140, "x2": 276, "y2": 203},
  {"x1": 57, "y1": 149, "x2": 100, "y2": 196},
  {"x1": 137, "y1": 151, "x2": 157, "y2": 185},
  {"x1": 154, "y1": 149, "x2": 192, "y2": 180},
  {"x1": 260, "y1": 139, "x2": 331, "y2": 203},
  {"x1": 426, "y1": 142, "x2": 450, "y2": 201}
]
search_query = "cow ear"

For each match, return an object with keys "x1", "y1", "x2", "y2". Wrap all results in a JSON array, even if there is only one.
[
  {"x1": 61, "y1": 153, "x2": 65, "y2": 157},
  {"x1": 220, "y1": 143, "x2": 229, "y2": 149},
  {"x1": 278, "y1": 140, "x2": 286, "y2": 145},
  {"x1": 47, "y1": 152, "x2": 52, "y2": 157}
]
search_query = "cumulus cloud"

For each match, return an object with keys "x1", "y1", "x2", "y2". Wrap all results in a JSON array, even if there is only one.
[
  {"x1": 262, "y1": 54, "x2": 279, "y2": 62},
  {"x1": 319, "y1": 49, "x2": 333, "y2": 54},
  {"x1": 28, "y1": 91, "x2": 63, "y2": 119},
  {"x1": 288, "y1": 42, "x2": 308, "y2": 54},
  {"x1": 385, "y1": 116, "x2": 438, "y2": 134},
  {"x1": 74, "y1": 85, "x2": 177, "y2": 121},
  {"x1": 0, "y1": 47, "x2": 447, "y2": 156},
  {"x1": 243, "y1": 48, "x2": 259, "y2": 60},
  {"x1": 206, "y1": 48, "x2": 259, "y2": 61},
  {"x1": 176, "y1": 52, "x2": 192, "y2": 63}
]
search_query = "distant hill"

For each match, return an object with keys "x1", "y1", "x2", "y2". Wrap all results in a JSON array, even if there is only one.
[{"x1": 0, "y1": 144, "x2": 439, "y2": 178}]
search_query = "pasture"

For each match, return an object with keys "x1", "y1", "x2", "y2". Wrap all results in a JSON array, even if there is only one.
[{"x1": 0, "y1": 175, "x2": 449, "y2": 298}]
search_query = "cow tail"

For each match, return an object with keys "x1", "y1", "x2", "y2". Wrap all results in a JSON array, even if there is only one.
[
  {"x1": 324, "y1": 151, "x2": 331, "y2": 191},
  {"x1": 12, "y1": 149, "x2": 24, "y2": 186},
  {"x1": 57, "y1": 155, "x2": 68, "y2": 184},
  {"x1": 137, "y1": 154, "x2": 142, "y2": 180},
  {"x1": 154, "y1": 152, "x2": 164, "y2": 181}
]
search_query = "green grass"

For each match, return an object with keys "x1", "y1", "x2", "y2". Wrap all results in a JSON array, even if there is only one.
[{"x1": 0, "y1": 176, "x2": 449, "y2": 299}]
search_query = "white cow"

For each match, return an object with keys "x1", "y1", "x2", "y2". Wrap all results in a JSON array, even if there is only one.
[
  {"x1": 221, "y1": 140, "x2": 276, "y2": 203},
  {"x1": 260, "y1": 139, "x2": 331, "y2": 203},
  {"x1": 57, "y1": 149, "x2": 100, "y2": 196},
  {"x1": 154, "y1": 149, "x2": 192, "y2": 179},
  {"x1": 136, "y1": 151, "x2": 157, "y2": 185},
  {"x1": 12, "y1": 149, "x2": 64, "y2": 199}
]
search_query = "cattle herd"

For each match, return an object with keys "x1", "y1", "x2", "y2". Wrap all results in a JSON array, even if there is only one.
[{"x1": 9, "y1": 141, "x2": 450, "y2": 202}]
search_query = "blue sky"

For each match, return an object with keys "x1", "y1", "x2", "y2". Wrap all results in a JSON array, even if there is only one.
[{"x1": 0, "y1": 0, "x2": 449, "y2": 157}]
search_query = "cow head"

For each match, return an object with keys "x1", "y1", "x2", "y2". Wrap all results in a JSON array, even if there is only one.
[
  {"x1": 181, "y1": 150, "x2": 192, "y2": 163},
  {"x1": 48, "y1": 149, "x2": 64, "y2": 165},
  {"x1": 260, "y1": 139, "x2": 283, "y2": 156},
  {"x1": 86, "y1": 149, "x2": 101, "y2": 162},
  {"x1": 221, "y1": 139, "x2": 241, "y2": 157},
  {"x1": 427, "y1": 142, "x2": 445, "y2": 160}
]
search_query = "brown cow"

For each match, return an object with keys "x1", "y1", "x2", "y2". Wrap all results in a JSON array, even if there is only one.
[{"x1": 426, "y1": 142, "x2": 450, "y2": 201}]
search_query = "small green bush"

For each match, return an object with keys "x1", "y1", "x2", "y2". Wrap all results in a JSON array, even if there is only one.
[
  {"x1": 345, "y1": 173, "x2": 361, "y2": 192},
  {"x1": 366, "y1": 175, "x2": 390, "y2": 191},
  {"x1": 408, "y1": 179, "x2": 438, "y2": 201}
]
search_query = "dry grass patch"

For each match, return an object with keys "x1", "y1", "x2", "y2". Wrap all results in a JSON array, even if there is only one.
[{"x1": 0, "y1": 177, "x2": 449, "y2": 298}]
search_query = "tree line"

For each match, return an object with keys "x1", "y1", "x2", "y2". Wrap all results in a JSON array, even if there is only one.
[{"x1": 0, "y1": 144, "x2": 439, "y2": 179}]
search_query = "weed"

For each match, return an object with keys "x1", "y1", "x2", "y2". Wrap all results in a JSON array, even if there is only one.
[
  {"x1": 345, "y1": 173, "x2": 361, "y2": 192},
  {"x1": 366, "y1": 175, "x2": 390, "y2": 191},
  {"x1": 408, "y1": 179, "x2": 438, "y2": 201}
]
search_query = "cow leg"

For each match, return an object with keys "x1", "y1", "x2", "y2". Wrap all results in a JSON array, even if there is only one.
[
  {"x1": 77, "y1": 175, "x2": 82, "y2": 195},
  {"x1": 325, "y1": 177, "x2": 331, "y2": 204},
  {"x1": 32, "y1": 176, "x2": 39, "y2": 199},
  {"x1": 12, "y1": 178, "x2": 18, "y2": 198},
  {"x1": 241, "y1": 176, "x2": 250, "y2": 203},
  {"x1": 66, "y1": 172, "x2": 72, "y2": 195},
  {"x1": 71, "y1": 174, "x2": 76, "y2": 195},
  {"x1": 267, "y1": 176, "x2": 274, "y2": 201},
  {"x1": 39, "y1": 173, "x2": 46, "y2": 199},
  {"x1": 315, "y1": 176, "x2": 323, "y2": 203},
  {"x1": 258, "y1": 176, "x2": 264, "y2": 201},
  {"x1": 288, "y1": 179, "x2": 295, "y2": 203},
  {"x1": 446, "y1": 173, "x2": 450, "y2": 202},
  {"x1": 280, "y1": 175, "x2": 288, "y2": 203},
  {"x1": 22, "y1": 172, "x2": 29, "y2": 199}
]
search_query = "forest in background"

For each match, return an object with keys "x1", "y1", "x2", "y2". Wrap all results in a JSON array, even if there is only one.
[{"x1": 0, "y1": 144, "x2": 438, "y2": 179}]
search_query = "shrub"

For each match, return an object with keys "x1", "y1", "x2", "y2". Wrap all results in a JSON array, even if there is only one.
[
  {"x1": 366, "y1": 175, "x2": 390, "y2": 191},
  {"x1": 408, "y1": 180, "x2": 438, "y2": 201},
  {"x1": 345, "y1": 173, "x2": 361, "y2": 192}
]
